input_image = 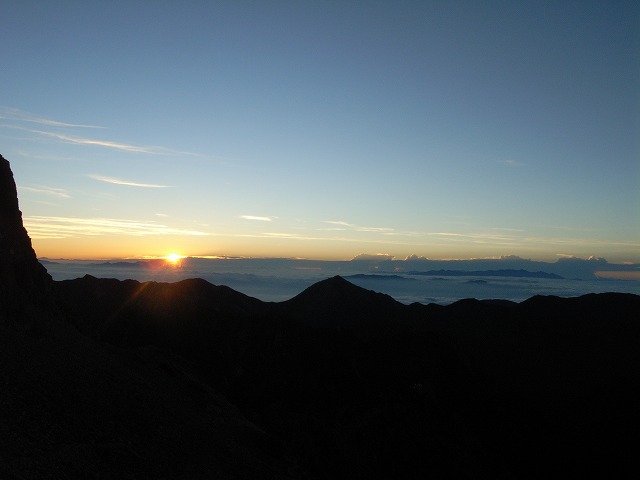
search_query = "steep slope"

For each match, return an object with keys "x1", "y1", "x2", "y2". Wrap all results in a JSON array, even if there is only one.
[{"x1": 0, "y1": 154, "x2": 56, "y2": 329}]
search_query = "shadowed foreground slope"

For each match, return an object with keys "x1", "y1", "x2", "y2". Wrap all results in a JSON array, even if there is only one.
[{"x1": 53, "y1": 274, "x2": 640, "y2": 479}]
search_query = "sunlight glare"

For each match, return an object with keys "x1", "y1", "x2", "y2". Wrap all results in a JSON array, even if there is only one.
[{"x1": 165, "y1": 252, "x2": 183, "y2": 265}]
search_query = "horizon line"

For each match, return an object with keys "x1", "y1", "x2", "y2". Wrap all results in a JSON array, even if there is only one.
[{"x1": 36, "y1": 254, "x2": 639, "y2": 265}]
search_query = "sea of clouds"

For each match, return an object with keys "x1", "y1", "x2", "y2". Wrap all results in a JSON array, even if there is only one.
[{"x1": 41, "y1": 256, "x2": 640, "y2": 305}]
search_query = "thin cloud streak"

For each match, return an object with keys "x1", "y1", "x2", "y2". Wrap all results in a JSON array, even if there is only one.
[
  {"x1": 24, "y1": 216, "x2": 209, "y2": 239},
  {"x1": 261, "y1": 232, "x2": 297, "y2": 237},
  {"x1": 357, "y1": 226, "x2": 395, "y2": 233},
  {"x1": 32, "y1": 200, "x2": 62, "y2": 207},
  {"x1": 241, "y1": 215, "x2": 274, "y2": 222},
  {"x1": 229, "y1": 230, "x2": 426, "y2": 247},
  {"x1": 0, "y1": 107, "x2": 104, "y2": 128},
  {"x1": 323, "y1": 220, "x2": 395, "y2": 233},
  {"x1": 19, "y1": 185, "x2": 71, "y2": 198},
  {"x1": 324, "y1": 220, "x2": 354, "y2": 227},
  {"x1": 503, "y1": 159, "x2": 525, "y2": 167},
  {"x1": 320, "y1": 220, "x2": 428, "y2": 241},
  {"x1": 382, "y1": 231, "x2": 423, "y2": 237},
  {"x1": 427, "y1": 230, "x2": 640, "y2": 251},
  {"x1": 316, "y1": 225, "x2": 640, "y2": 254},
  {"x1": 36, "y1": 130, "x2": 160, "y2": 154},
  {"x1": 1, "y1": 122, "x2": 199, "y2": 157},
  {"x1": 88, "y1": 174, "x2": 170, "y2": 188}
]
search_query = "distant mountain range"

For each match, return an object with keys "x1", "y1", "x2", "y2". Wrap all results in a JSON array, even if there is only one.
[
  {"x1": 40, "y1": 254, "x2": 639, "y2": 281},
  {"x1": 406, "y1": 269, "x2": 563, "y2": 279},
  {"x1": 352, "y1": 253, "x2": 639, "y2": 280},
  {"x1": 2, "y1": 153, "x2": 639, "y2": 479}
]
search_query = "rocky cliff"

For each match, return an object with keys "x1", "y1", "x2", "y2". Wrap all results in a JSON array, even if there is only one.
[{"x1": 0, "y1": 154, "x2": 55, "y2": 328}]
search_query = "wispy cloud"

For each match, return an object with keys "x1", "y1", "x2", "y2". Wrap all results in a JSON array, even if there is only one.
[
  {"x1": 37, "y1": 129, "x2": 199, "y2": 156},
  {"x1": 36, "y1": 130, "x2": 165, "y2": 154},
  {"x1": 261, "y1": 232, "x2": 297, "y2": 237},
  {"x1": 503, "y1": 159, "x2": 525, "y2": 167},
  {"x1": 319, "y1": 220, "x2": 431, "y2": 242},
  {"x1": 32, "y1": 200, "x2": 62, "y2": 207},
  {"x1": 1, "y1": 107, "x2": 199, "y2": 157},
  {"x1": 88, "y1": 174, "x2": 170, "y2": 188},
  {"x1": 357, "y1": 226, "x2": 395, "y2": 233},
  {"x1": 323, "y1": 220, "x2": 395, "y2": 234},
  {"x1": 428, "y1": 231, "x2": 521, "y2": 245},
  {"x1": 324, "y1": 220, "x2": 354, "y2": 227},
  {"x1": 241, "y1": 215, "x2": 275, "y2": 222},
  {"x1": 0, "y1": 107, "x2": 104, "y2": 129},
  {"x1": 426, "y1": 229, "x2": 640, "y2": 253},
  {"x1": 488, "y1": 227, "x2": 526, "y2": 232},
  {"x1": 24, "y1": 216, "x2": 208, "y2": 239},
  {"x1": 380, "y1": 230, "x2": 423, "y2": 237},
  {"x1": 19, "y1": 185, "x2": 71, "y2": 198}
]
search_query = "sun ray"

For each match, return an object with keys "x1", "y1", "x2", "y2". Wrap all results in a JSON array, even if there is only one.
[{"x1": 164, "y1": 253, "x2": 184, "y2": 265}]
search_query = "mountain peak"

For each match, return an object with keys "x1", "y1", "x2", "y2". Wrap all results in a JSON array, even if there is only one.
[
  {"x1": 301, "y1": 274, "x2": 353, "y2": 290},
  {"x1": 0, "y1": 154, "x2": 21, "y2": 220},
  {"x1": 283, "y1": 275, "x2": 403, "y2": 328},
  {"x1": 291, "y1": 275, "x2": 379, "y2": 302}
]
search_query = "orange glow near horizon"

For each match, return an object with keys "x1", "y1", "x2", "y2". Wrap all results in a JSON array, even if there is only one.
[
  {"x1": 164, "y1": 253, "x2": 184, "y2": 265},
  {"x1": 28, "y1": 234, "x2": 640, "y2": 265},
  {"x1": 595, "y1": 271, "x2": 640, "y2": 281}
]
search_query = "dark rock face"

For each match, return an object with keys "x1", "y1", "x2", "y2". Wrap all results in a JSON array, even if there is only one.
[{"x1": 0, "y1": 154, "x2": 54, "y2": 327}]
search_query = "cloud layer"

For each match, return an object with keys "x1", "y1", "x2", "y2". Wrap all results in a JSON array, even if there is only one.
[
  {"x1": 24, "y1": 216, "x2": 208, "y2": 239},
  {"x1": 241, "y1": 215, "x2": 275, "y2": 222},
  {"x1": 88, "y1": 174, "x2": 170, "y2": 188}
]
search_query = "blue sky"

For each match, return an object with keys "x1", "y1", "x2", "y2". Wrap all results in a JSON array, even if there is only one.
[{"x1": 1, "y1": 1, "x2": 638, "y2": 262}]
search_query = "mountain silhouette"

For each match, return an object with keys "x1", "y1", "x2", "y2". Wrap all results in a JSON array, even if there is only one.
[
  {"x1": 407, "y1": 268, "x2": 563, "y2": 279},
  {"x1": 281, "y1": 275, "x2": 404, "y2": 329},
  {"x1": 2, "y1": 153, "x2": 639, "y2": 479}
]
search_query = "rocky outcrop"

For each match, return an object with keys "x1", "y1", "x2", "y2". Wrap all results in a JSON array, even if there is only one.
[{"x1": 0, "y1": 154, "x2": 55, "y2": 328}]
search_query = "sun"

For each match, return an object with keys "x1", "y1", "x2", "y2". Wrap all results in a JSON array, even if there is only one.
[{"x1": 164, "y1": 253, "x2": 183, "y2": 265}]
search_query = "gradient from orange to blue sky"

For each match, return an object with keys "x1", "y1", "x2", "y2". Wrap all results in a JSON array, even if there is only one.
[{"x1": 1, "y1": 1, "x2": 639, "y2": 262}]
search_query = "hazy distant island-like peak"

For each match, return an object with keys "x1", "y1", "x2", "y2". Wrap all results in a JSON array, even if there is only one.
[
  {"x1": 407, "y1": 269, "x2": 564, "y2": 279},
  {"x1": 348, "y1": 252, "x2": 638, "y2": 281}
]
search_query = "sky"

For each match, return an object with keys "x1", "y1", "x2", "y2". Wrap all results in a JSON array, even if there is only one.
[{"x1": 1, "y1": 0, "x2": 639, "y2": 262}]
